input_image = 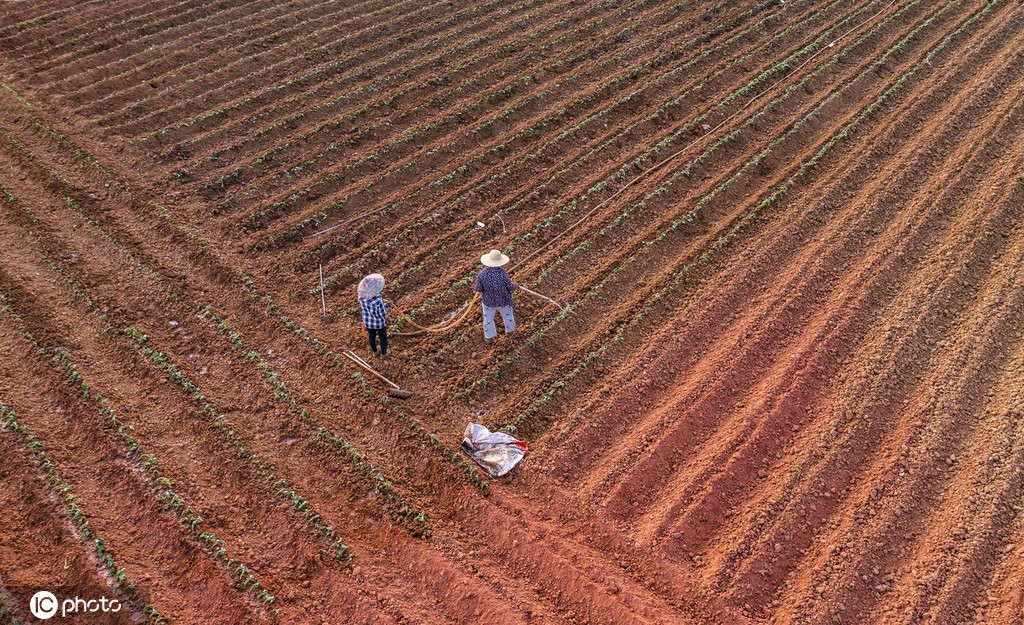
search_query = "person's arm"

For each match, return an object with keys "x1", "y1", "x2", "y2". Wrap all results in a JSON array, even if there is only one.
[
  {"x1": 505, "y1": 270, "x2": 518, "y2": 292},
  {"x1": 357, "y1": 299, "x2": 369, "y2": 327},
  {"x1": 474, "y1": 272, "x2": 483, "y2": 292}
]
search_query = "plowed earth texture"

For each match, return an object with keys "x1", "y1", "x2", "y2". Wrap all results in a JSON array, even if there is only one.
[{"x1": 1, "y1": 1, "x2": 1022, "y2": 623}]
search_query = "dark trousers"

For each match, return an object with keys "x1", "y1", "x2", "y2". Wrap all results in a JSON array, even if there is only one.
[{"x1": 367, "y1": 327, "x2": 387, "y2": 355}]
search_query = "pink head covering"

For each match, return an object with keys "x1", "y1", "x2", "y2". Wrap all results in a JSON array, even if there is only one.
[{"x1": 357, "y1": 273, "x2": 385, "y2": 299}]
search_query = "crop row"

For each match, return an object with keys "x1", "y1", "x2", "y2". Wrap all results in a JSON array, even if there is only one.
[
  {"x1": 527, "y1": 0, "x2": 940, "y2": 286},
  {"x1": 214, "y1": 0, "x2": 638, "y2": 216},
  {"x1": 445, "y1": 0, "x2": 949, "y2": 392},
  {"x1": 0, "y1": 396, "x2": 164, "y2": 623},
  {"x1": 94, "y1": 0, "x2": 425, "y2": 130},
  {"x1": 315, "y1": 0, "x2": 865, "y2": 289},
  {"x1": 447, "y1": 0, "x2": 887, "y2": 270},
  {"x1": 396, "y1": 0, "x2": 940, "y2": 342},
  {"x1": 139, "y1": 0, "x2": 527, "y2": 153},
  {"x1": 26, "y1": 0, "x2": 237, "y2": 75},
  {"x1": 185, "y1": 0, "x2": 605, "y2": 197},
  {"x1": 10, "y1": 0, "x2": 213, "y2": 61},
  {"x1": 237, "y1": 0, "x2": 738, "y2": 240},
  {"x1": 1, "y1": 187, "x2": 284, "y2": 605},
  {"x1": 51, "y1": 0, "x2": 301, "y2": 98},
  {"x1": 0, "y1": 136, "x2": 373, "y2": 568},
  {"x1": 307, "y1": 0, "x2": 802, "y2": 291},
  {"x1": 226, "y1": 0, "x2": 699, "y2": 193},
  {"x1": 197, "y1": 305, "x2": 431, "y2": 536},
  {"x1": 143, "y1": 0, "x2": 563, "y2": 153},
  {"x1": 0, "y1": 83, "x2": 492, "y2": 493},
  {"x1": 491, "y1": 0, "x2": 1002, "y2": 434},
  {"x1": 329, "y1": 0, "x2": 864, "y2": 307},
  {"x1": 0, "y1": 286, "x2": 272, "y2": 617},
  {"x1": 0, "y1": 594, "x2": 18, "y2": 625},
  {"x1": 24, "y1": 0, "x2": 198, "y2": 61},
  {"x1": 0, "y1": 1, "x2": 98, "y2": 40},
  {"x1": 78, "y1": 0, "x2": 400, "y2": 123},
  {"x1": 457, "y1": 0, "x2": 961, "y2": 390},
  {"x1": 258, "y1": 0, "x2": 796, "y2": 246},
  {"x1": 0, "y1": 134, "x2": 365, "y2": 564},
  {"x1": 122, "y1": 326, "x2": 355, "y2": 561},
  {"x1": 0, "y1": 127, "x2": 166, "y2": 290}
]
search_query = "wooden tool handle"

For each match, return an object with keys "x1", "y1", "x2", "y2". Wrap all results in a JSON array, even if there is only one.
[{"x1": 342, "y1": 351, "x2": 400, "y2": 389}]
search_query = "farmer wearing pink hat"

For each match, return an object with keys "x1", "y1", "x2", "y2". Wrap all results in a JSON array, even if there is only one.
[
  {"x1": 474, "y1": 249, "x2": 517, "y2": 343},
  {"x1": 357, "y1": 273, "x2": 390, "y2": 357}
]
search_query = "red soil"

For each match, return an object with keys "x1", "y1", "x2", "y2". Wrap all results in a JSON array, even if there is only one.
[{"x1": 1, "y1": 1, "x2": 1022, "y2": 623}]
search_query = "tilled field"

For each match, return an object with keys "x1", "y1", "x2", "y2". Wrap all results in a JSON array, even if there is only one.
[{"x1": 1, "y1": 1, "x2": 1022, "y2": 623}]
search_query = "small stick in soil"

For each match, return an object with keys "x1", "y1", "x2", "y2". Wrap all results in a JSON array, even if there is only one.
[{"x1": 319, "y1": 264, "x2": 331, "y2": 323}]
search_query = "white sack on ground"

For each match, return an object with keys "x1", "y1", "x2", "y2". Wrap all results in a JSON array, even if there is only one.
[{"x1": 461, "y1": 423, "x2": 528, "y2": 477}]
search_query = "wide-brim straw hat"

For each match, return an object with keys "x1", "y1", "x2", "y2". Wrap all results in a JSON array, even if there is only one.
[
  {"x1": 481, "y1": 249, "x2": 510, "y2": 267},
  {"x1": 357, "y1": 273, "x2": 386, "y2": 298}
]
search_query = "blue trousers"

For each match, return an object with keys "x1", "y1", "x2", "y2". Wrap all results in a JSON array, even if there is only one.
[{"x1": 482, "y1": 304, "x2": 515, "y2": 339}]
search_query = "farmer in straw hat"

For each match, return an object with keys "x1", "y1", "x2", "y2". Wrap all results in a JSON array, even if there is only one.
[
  {"x1": 357, "y1": 273, "x2": 390, "y2": 357},
  {"x1": 474, "y1": 249, "x2": 518, "y2": 343}
]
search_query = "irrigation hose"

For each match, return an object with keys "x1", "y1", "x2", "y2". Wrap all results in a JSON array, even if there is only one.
[
  {"x1": 306, "y1": 205, "x2": 389, "y2": 239},
  {"x1": 392, "y1": 292, "x2": 481, "y2": 336},
  {"x1": 391, "y1": 280, "x2": 566, "y2": 335},
  {"x1": 509, "y1": 0, "x2": 900, "y2": 273}
]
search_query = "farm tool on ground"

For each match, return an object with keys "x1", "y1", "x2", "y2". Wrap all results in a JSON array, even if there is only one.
[{"x1": 342, "y1": 350, "x2": 414, "y2": 399}]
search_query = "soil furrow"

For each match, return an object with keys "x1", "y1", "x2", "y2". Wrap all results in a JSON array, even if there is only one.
[
  {"x1": 0, "y1": 295, "x2": 262, "y2": 625},
  {"x1": 140, "y1": 0, "x2": 539, "y2": 157},
  {"x1": 432, "y1": 0, "x2": 999, "y2": 437},
  {"x1": 728, "y1": 147, "x2": 1024, "y2": 621},
  {"x1": 23, "y1": 0, "x2": 243, "y2": 74},
  {"x1": 0, "y1": 416, "x2": 136, "y2": 625},
  {"x1": 90, "y1": 0, "x2": 449, "y2": 131},
  {"x1": 573, "y1": 2, "x2": 1024, "y2": 528},
  {"x1": 179, "y1": 0, "x2": 669, "y2": 203},
  {"x1": 67, "y1": 0, "x2": 403, "y2": 116},
  {"x1": 293, "y1": 0, "x2": 876, "y2": 293},
  {"x1": 688, "y1": 45, "x2": 1024, "y2": 577},
  {"x1": 210, "y1": 0, "x2": 711, "y2": 213},
  {"x1": 871, "y1": 296, "x2": 1024, "y2": 625}
]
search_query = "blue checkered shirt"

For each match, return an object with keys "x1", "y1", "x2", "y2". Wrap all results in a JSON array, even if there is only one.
[
  {"x1": 358, "y1": 296, "x2": 389, "y2": 329},
  {"x1": 474, "y1": 267, "x2": 517, "y2": 307}
]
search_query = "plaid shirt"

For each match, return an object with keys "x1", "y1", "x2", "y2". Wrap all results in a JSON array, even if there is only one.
[
  {"x1": 474, "y1": 267, "x2": 517, "y2": 307},
  {"x1": 358, "y1": 296, "x2": 389, "y2": 329}
]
